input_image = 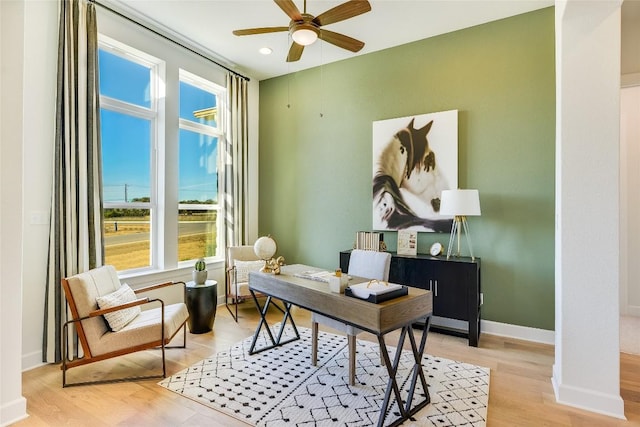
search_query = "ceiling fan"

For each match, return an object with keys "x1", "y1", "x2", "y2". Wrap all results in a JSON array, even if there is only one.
[{"x1": 232, "y1": 0, "x2": 371, "y2": 62}]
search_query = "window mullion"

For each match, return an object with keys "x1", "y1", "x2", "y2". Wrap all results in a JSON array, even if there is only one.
[
  {"x1": 101, "y1": 96, "x2": 156, "y2": 120},
  {"x1": 178, "y1": 118, "x2": 222, "y2": 137}
]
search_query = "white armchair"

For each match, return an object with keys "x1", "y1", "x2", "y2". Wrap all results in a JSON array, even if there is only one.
[
  {"x1": 225, "y1": 245, "x2": 266, "y2": 321},
  {"x1": 60, "y1": 265, "x2": 189, "y2": 387},
  {"x1": 311, "y1": 249, "x2": 392, "y2": 385}
]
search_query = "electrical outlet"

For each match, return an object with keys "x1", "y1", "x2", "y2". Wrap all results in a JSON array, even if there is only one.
[{"x1": 29, "y1": 211, "x2": 48, "y2": 225}]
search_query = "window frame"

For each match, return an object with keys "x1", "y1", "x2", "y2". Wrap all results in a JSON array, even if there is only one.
[
  {"x1": 177, "y1": 69, "x2": 226, "y2": 268},
  {"x1": 98, "y1": 34, "x2": 228, "y2": 275}
]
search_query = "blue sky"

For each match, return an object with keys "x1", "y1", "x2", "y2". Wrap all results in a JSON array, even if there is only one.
[{"x1": 99, "y1": 49, "x2": 218, "y2": 204}]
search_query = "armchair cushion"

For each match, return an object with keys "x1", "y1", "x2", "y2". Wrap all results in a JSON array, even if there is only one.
[
  {"x1": 96, "y1": 283, "x2": 141, "y2": 331},
  {"x1": 90, "y1": 302, "x2": 189, "y2": 357},
  {"x1": 234, "y1": 260, "x2": 265, "y2": 283}
]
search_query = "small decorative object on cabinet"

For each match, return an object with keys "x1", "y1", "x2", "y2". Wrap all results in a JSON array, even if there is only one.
[
  {"x1": 397, "y1": 230, "x2": 417, "y2": 256},
  {"x1": 355, "y1": 231, "x2": 384, "y2": 251},
  {"x1": 430, "y1": 242, "x2": 444, "y2": 256},
  {"x1": 192, "y1": 258, "x2": 208, "y2": 285},
  {"x1": 340, "y1": 249, "x2": 481, "y2": 346}
]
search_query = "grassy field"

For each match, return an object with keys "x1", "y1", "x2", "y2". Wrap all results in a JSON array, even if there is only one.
[{"x1": 104, "y1": 215, "x2": 216, "y2": 270}]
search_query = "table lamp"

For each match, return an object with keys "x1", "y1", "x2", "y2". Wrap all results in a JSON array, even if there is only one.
[{"x1": 439, "y1": 189, "x2": 481, "y2": 260}]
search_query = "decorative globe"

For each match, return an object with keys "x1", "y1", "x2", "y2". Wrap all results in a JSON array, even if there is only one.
[{"x1": 254, "y1": 236, "x2": 277, "y2": 260}]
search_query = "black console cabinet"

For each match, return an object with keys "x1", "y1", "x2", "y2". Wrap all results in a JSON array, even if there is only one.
[{"x1": 340, "y1": 250, "x2": 481, "y2": 346}]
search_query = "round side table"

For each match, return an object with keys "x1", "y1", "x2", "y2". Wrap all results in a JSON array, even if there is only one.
[{"x1": 185, "y1": 279, "x2": 217, "y2": 334}]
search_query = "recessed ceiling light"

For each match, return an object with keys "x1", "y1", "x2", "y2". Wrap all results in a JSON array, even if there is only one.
[{"x1": 259, "y1": 47, "x2": 272, "y2": 55}]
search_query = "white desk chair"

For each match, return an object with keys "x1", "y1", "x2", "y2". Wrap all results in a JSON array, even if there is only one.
[{"x1": 311, "y1": 249, "x2": 392, "y2": 385}]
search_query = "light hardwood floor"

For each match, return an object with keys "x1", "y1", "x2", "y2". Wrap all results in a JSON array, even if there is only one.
[{"x1": 15, "y1": 303, "x2": 640, "y2": 426}]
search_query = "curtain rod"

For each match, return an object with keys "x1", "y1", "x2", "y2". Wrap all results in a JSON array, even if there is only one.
[{"x1": 91, "y1": 0, "x2": 250, "y2": 82}]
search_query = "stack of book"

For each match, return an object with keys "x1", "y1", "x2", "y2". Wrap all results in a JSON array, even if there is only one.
[{"x1": 355, "y1": 231, "x2": 384, "y2": 251}]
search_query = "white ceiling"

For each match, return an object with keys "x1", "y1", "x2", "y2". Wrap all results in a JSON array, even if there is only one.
[
  {"x1": 111, "y1": 0, "x2": 558, "y2": 81},
  {"x1": 109, "y1": 0, "x2": 640, "y2": 81}
]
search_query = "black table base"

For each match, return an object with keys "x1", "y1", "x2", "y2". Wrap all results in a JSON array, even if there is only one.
[
  {"x1": 247, "y1": 287, "x2": 431, "y2": 426},
  {"x1": 248, "y1": 291, "x2": 300, "y2": 354}
]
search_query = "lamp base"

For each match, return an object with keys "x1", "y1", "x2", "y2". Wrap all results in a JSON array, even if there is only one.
[{"x1": 446, "y1": 216, "x2": 475, "y2": 261}]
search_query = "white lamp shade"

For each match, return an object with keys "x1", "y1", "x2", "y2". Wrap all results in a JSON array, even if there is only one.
[
  {"x1": 291, "y1": 27, "x2": 318, "y2": 46},
  {"x1": 439, "y1": 189, "x2": 481, "y2": 216}
]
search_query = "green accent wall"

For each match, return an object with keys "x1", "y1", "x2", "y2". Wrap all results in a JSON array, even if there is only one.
[{"x1": 258, "y1": 7, "x2": 555, "y2": 330}]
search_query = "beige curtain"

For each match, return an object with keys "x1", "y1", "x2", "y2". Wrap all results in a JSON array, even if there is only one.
[
  {"x1": 224, "y1": 72, "x2": 249, "y2": 247},
  {"x1": 43, "y1": 0, "x2": 104, "y2": 363}
]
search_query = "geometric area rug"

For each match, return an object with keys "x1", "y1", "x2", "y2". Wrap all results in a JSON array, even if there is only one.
[{"x1": 159, "y1": 324, "x2": 490, "y2": 426}]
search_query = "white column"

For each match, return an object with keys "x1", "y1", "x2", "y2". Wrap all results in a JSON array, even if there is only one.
[
  {"x1": 0, "y1": 0, "x2": 27, "y2": 425},
  {"x1": 620, "y1": 85, "x2": 640, "y2": 316},
  {"x1": 554, "y1": 0, "x2": 625, "y2": 418}
]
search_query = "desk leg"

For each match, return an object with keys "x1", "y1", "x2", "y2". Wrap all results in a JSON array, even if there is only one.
[
  {"x1": 376, "y1": 316, "x2": 431, "y2": 427},
  {"x1": 248, "y1": 291, "x2": 300, "y2": 355}
]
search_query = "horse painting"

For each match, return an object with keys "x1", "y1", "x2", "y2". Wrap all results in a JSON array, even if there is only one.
[{"x1": 372, "y1": 111, "x2": 458, "y2": 232}]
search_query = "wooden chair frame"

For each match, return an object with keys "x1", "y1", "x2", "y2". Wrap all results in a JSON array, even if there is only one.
[{"x1": 60, "y1": 279, "x2": 188, "y2": 387}]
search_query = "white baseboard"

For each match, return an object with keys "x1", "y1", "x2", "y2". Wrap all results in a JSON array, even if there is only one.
[
  {"x1": 625, "y1": 305, "x2": 640, "y2": 317},
  {"x1": 481, "y1": 319, "x2": 555, "y2": 345},
  {"x1": 22, "y1": 350, "x2": 45, "y2": 372},
  {"x1": 0, "y1": 397, "x2": 28, "y2": 427},
  {"x1": 622, "y1": 72, "x2": 640, "y2": 88},
  {"x1": 426, "y1": 317, "x2": 555, "y2": 345},
  {"x1": 552, "y1": 368, "x2": 626, "y2": 420}
]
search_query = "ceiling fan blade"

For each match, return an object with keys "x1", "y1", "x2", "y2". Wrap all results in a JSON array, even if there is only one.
[
  {"x1": 287, "y1": 42, "x2": 304, "y2": 62},
  {"x1": 233, "y1": 27, "x2": 289, "y2": 36},
  {"x1": 313, "y1": 0, "x2": 371, "y2": 27},
  {"x1": 318, "y1": 29, "x2": 365, "y2": 52},
  {"x1": 275, "y1": 0, "x2": 303, "y2": 22}
]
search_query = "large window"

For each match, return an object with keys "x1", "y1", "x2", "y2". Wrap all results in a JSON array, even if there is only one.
[
  {"x1": 98, "y1": 37, "x2": 225, "y2": 273},
  {"x1": 177, "y1": 71, "x2": 224, "y2": 262}
]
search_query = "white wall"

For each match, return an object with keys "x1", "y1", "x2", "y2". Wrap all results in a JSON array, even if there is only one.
[
  {"x1": 620, "y1": 84, "x2": 640, "y2": 316},
  {"x1": 1, "y1": 0, "x2": 28, "y2": 424},
  {"x1": 20, "y1": 0, "x2": 58, "y2": 372},
  {"x1": 553, "y1": 0, "x2": 624, "y2": 418}
]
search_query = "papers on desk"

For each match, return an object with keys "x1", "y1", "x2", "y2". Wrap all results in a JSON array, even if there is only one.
[
  {"x1": 345, "y1": 280, "x2": 408, "y2": 303},
  {"x1": 293, "y1": 270, "x2": 333, "y2": 283}
]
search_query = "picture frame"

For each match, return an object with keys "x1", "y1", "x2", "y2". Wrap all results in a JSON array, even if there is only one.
[{"x1": 372, "y1": 110, "x2": 458, "y2": 232}]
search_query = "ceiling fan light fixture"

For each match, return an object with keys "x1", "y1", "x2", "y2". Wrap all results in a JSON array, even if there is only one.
[
  {"x1": 291, "y1": 25, "x2": 318, "y2": 46},
  {"x1": 233, "y1": 0, "x2": 371, "y2": 62}
]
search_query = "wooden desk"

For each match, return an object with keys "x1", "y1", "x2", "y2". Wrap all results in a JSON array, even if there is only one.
[{"x1": 248, "y1": 264, "x2": 433, "y2": 427}]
